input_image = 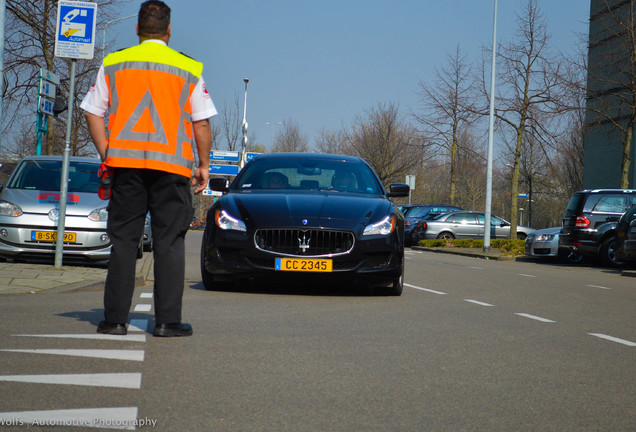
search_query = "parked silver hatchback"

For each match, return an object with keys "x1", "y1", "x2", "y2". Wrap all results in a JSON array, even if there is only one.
[{"x1": 0, "y1": 156, "x2": 111, "y2": 262}]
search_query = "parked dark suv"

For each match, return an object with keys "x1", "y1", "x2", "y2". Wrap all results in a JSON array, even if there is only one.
[{"x1": 560, "y1": 189, "x2": 636, "y2": 267}]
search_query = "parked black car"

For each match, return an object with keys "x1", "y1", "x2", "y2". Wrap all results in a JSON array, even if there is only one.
[
  {"x1": 403, "y1": 204, "x2": 462, "y2": 246},
  {"x1": 560, "y1": 189, "x2": 636, "y2": 267},
  {"x1": 615, "y1": 204, "x2": 636, "y2": 265},
  {"x1": 201, "y1": 153, "x2": 410, "y2": 295}
]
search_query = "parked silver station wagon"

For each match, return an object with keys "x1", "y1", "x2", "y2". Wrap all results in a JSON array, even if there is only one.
[{"x1": 0, "y1": 156, "x2": 111, "y2": 262}]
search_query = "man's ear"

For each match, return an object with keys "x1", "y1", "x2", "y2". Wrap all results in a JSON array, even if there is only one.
[
  {"x1": 136, "y1": 23, "x2": 140, "y2": 37},
  {"x1": 166, "y1": 24, "x2": 171, "y2": 39}
]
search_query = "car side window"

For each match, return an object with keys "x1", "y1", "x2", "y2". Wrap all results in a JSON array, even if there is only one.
[
  {"x1": 594, "y1": 196, "x2": 626, "y2": 213},
  {"x1": 453, "y1": 213, "x2": 477, "y2": 224}
]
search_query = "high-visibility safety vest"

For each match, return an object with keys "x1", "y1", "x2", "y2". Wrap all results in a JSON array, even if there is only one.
[{"x1": 103, "y1": 42, "x2": 203, "y2": 177}]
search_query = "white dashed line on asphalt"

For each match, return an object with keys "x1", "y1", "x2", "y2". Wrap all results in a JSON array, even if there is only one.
[
  {"x1": 588, "y1": 333, "x2": 636, "y2": 347},
  {"x1": 515, "y1": 313, "x2": 555, "y2": 323},
  {"x1": 12, "y1": 334, "x2": 146, "y2": 342},
  {"x1": 140, "y1": 292, "x2": 153, "y2": 298},
  {"x1": 405, "y1": 283, "x2": 447, "y2": 295},
  {"x1": 586, "y1": 284, "x2": 611, "y2": 290},
  {"x1": 468, "y1": 266, "x2": 484, "y2": 270},
  {"x1": 519, "y1": 274, "x2": 537, "y2": 278},
  {"x1": 134, "y1": 304, "x2": 152, "y2": 312},
  {"x1": 464, "y1": 299, "x2": 494, "y2": 307},
  {"x1": 0, "y1": 407, "x2": 139, "y2": 430}
]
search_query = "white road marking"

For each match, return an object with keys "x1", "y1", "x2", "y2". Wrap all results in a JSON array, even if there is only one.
[
  {"x1": 134, "y1": 304, "x2": 152, "y2": 312},
  {"x1": 405, "y1": 283, "x2": 447, "y2": 295},
  {"x1": 0, "y1": 349, "x2": 145, "y2": 361},
  {"x1": 586, "y1": 284, "x2": 611, "y2": 290},
  {"x1": 519, "y1": 274, "x2": 537, "y2": 278},
  {"x1": 140, "y1": 292, "x2": 153, "y2": 298},
  {"x1": 13, "y1": 334, "x2": 146, "y2": 342},
  {"x1": 0, "y1": 407, "x2": 139, "y2": 430},
  {"x1": 468, "y1": 266, "x2": 484, "y2": 270},
  {"x1": 515, "y1": 313, "x2": 555, "y2": 323},
  {"x1": 0, "y1": 373, "x2": 142, "y2": 389},
  {"x1": 128, "y1": 319, "x2": 149, "y2": 332},
  {"x1": 588, "y1": 333, "x2": 636, "y2": 347},
  {"x1": 464, "y1": 299, "x2": 494, "y2": 307}
]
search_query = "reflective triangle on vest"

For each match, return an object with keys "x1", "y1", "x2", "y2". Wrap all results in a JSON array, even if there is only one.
[{"x1": 115, "y1": 90, "x2": 168, "y2": 145}]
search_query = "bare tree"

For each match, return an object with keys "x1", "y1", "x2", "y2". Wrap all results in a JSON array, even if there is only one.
[
  {"x1": 4, "y1": 0, "x2": 125, "y2": 157},
  {"x1": 315, "y1": 129, "x2": 347, "y2": 155},
  {"x1": 413, "y1": 46, "x2": 479, "y2": 206},
  {"x1": 343, "y1": 102, "x2": 429, "y2": 186},
  {"x1": 584, "y1": 0, "x2": 636, "y2": 188},
  {"x1": 217, "y1": 94, "x2": 242, "y2": 151},
  {"x1": 271, "y1": 119, "x2": 310, "y2": 153},
  {"x1": 475, "y1": 0, "x2": 566, "y2": 236}
]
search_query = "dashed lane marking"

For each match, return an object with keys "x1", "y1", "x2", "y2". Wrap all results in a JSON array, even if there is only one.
[
  {"x1": 519, "y1": 274, "x2": 537, "y2": 278},
  {"x1": 588, "y1": 333, "x2": 636, "y2": 347},
  {"x1": 134, "y1": 304, "x2": 152, "y2": 312},
  {"x1": 0, "y1": 373, "x2": 142, "y2": 389},
  {"x1": 140, "y1": 292, "x2": 153, "y2": 298},
  {"x1": 464, "y1": 299, "x2": 494, "y2": 307},
  {"x1": 515, "y1": 313, "x2": 555, "y2": 323},
  {"x1": 0, "y1": 349, "x2": 145, "y2": 361},
  {"x1": 586, "y1": 284, "x2": 611, "y2": 290},
  {"x1": 405, "y1": 283, "x2": 447, "y2": 295}
]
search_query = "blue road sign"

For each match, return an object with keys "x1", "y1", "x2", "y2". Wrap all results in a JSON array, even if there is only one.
[
  {"x1": 55, "y1": 1, "x2": 97, "y2": 60},
  {"x1": 246, "y1": 152, "x2": 260, "y2": 162},
  {"x1": 209, "y1": 164, "x2": 240, "y2": 176},
  {"x1": 210, "y1": 150, "x2": 240, "y2": 162},
  {"x1": 518, "y1": 193, "x2": 528, "y2": 199}
]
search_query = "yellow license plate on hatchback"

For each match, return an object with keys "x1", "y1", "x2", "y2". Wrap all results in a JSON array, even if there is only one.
[
  {"x1": 31, "y1": 231, "x2": 77, "y2": 243},
  {"x1": 275, "y1": 258, "x2": 332, "y2": 272}
]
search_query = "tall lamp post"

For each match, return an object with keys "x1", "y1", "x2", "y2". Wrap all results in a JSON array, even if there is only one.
[
  {"x1": 266, "y1": 121, "x2": 281, "y2": 146},
  {"x1": 483, "y1": 0, "x2": 498, "y2": 252},
  {"x1": 102, "y1": 13, "x2": 138, "y2": 53},
  {"x1": 0, "y1": 0, "x2": 6, "y2": 157},
  {"x1": 240, "y1": 78, "x2": 249, "y2": 167}
]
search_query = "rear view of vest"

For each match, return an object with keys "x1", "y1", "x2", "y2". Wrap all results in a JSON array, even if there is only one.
[{"x1": 103, "y1": 42, "x2": 203, "y2": 178}]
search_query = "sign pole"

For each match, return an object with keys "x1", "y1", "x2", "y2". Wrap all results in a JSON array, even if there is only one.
[{"x1": 54, "y1": 59, "x2": 76, "y2": 268}]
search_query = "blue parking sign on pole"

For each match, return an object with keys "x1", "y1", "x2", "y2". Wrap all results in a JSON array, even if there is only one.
[{"x1": 54, "y1": 1, "x2": 97, "y2": 60}]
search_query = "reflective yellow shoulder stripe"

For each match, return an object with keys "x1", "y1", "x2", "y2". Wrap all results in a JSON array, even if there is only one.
[{"x1": 104, "y1": 43, "x2": 203, "y2": 78}]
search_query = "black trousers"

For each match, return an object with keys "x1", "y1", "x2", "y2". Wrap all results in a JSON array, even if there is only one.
[{"x1": 103, "y1": 168, "x2": 193, "y2": 325}]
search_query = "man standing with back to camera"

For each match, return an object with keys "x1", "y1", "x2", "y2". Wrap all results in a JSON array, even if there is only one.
[{"x1": 81, "y1": 0, "x2": 216, "y2": 337}]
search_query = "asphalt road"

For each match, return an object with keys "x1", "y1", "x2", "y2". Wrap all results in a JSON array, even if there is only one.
[{"x1": 0, "y1": 231, "x2": 633, "y2": 431}]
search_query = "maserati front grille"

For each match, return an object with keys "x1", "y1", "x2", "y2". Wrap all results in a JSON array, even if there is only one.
[{"x1": 254, "y1": 228, "x2": 354, "y2": 257}]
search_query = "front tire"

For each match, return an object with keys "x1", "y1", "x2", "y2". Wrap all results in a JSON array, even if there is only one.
[
  {"x1": 437, "y1": 232, "x2": 455, "y2": 240},
  {"x1": 379, "y1": 256, "x2": 404, "y2": 296}
]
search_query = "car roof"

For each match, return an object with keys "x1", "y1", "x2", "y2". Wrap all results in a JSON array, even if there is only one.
[
  {"x1": 252, "y1": 152, "x2": 365, "y2": 164},
  {"x1": 575, "y1": 189, "x2": 636, "y2": 194},
  {"x1": 19, "y1": 155, "x2": 101, "y2": 163}
]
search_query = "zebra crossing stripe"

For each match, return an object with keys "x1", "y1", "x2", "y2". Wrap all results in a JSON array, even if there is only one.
[
  {"x1": 0, "y1": 373, "x2": 141, "y2": 389},
  {"x1": 0, "y1": 407, "x2": 138, "y2": 430},
  {"x1": 0, "y1": 349, "x2": 145, "y2": 361},
  {"x1": 12, "y1": 334, "x2": 146, "y2": 342}
]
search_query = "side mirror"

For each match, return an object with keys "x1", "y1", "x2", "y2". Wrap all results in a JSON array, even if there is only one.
[
  {"x1": 630, "y1": 219, "x2": 636, "y2": 228},
  {"x1": 209, "y1": 177, "x2": 229, "y2": 192},
  {"x1": 501, "y1": 221, "x2": 509, "y2": 227},
  {"x1": 387, "y1": 183, "x2": 409, "y2": 198},
  {"x1": 0, "y1": 183, "x2": 4, "y2": 193}
]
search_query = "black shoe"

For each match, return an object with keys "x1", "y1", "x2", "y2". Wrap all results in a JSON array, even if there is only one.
[
  {"x1": 97, "y1": 321, "x2": 127, "y2": 335},
  {"x1": 153, "y1": 322, "x2": 193, "y2": 337}
]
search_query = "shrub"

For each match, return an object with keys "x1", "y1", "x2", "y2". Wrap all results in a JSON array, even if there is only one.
[{"x1": 417, "y1": 238, "x2": 525, "y2": 255}]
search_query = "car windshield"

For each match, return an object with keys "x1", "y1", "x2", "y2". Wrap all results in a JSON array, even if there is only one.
[
  {"x1": 232, "y1": 157, "x2": 383, "y2": 195},
  {"x1": 8, "y1": 160, "x2": 101, "y2": 193}
]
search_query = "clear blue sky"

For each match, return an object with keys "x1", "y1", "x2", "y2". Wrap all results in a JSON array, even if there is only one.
[{"x1": 107, "y1": 0, "x2": 590, "y2": 149}]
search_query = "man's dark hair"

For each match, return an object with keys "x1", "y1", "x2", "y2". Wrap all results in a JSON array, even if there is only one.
[{"x1": 138, "y1": 1, "x2": 171, "y2": 37}]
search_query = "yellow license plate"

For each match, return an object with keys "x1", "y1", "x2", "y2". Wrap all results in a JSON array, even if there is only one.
[
  {"x1": 31, "y1": 231, "x2": 77, "y2": 243},
  {"x1": 275, "y1": 258, "x2": 332, "y2": 272}
]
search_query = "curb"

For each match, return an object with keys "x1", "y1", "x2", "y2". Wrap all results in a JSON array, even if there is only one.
[{"x1": 411, "y1": 246, "x2": 530, "y2": 261}]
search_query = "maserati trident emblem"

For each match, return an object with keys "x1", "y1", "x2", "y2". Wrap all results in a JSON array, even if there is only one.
[{"x1": 298, "y1": 232, "x2": 311, "y2": 253}]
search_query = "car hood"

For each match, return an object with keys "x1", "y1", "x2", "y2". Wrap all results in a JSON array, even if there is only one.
[
  {"x1": 0, "y1": 188, "x2": 107, "y2": 216},
  {"x1": 220, "y1": 191, "x2": 393, "y2": 231}
]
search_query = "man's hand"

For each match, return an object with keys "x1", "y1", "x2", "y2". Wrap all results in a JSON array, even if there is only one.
[{"x1": 192, "y1": 166, "x2": 209, "y2": 194}]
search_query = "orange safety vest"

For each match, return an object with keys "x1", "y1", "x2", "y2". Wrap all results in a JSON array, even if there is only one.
[{"x1": 103, "y1": 42, "x2": 203, "y2": 177}]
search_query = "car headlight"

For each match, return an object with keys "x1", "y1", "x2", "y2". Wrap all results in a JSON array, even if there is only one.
[
  {"x1": 215, "y1": 209, "x2": 246, "y2": 232},
  {"x1": 88, "y1": 207, "x2": 109, "y2": 222},
  {"x1": 0, "y1": 201, "x2": 23, "y2": 217},
  {"x1": 536, "y1": 234, "x2": 555, "y2": 241},
  {"x1": 363, "y1": 215, "x2": 396, "y2": 236}
]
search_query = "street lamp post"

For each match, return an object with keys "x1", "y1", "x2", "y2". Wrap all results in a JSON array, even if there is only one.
[
  {"x1": 483, "y1": 0, "x2": 498, "y2": 252},
  {"x1": 102, "y1": 14, "x2": 138, "y2": 54},
  {"x1": 266, "y1": 121, "x2": 281, "y2": 146}
]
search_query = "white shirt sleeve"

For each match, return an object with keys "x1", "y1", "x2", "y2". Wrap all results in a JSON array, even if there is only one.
[
  {"x1": 190, "y1": 76, "x2": 217, "y2": 121},
  {"x1": 80, "y1": 65, "x2": 109, "y2": 117}
]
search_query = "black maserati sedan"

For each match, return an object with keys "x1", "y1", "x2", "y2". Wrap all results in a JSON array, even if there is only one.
[{"x1": 201, "y1": 153, "x2": 410, "y2": 295}]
